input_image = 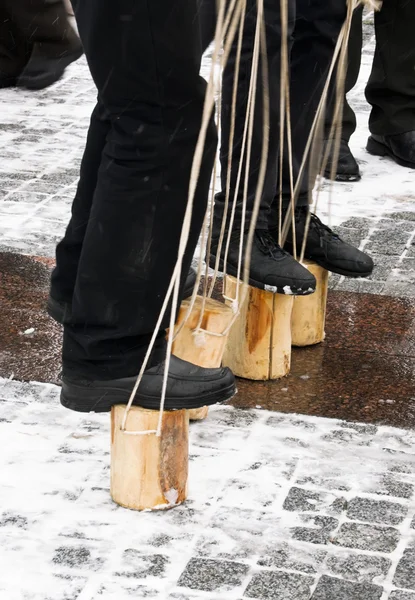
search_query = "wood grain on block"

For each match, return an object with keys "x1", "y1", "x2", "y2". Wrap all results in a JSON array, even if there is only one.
[
  {"x1": 173, "y1": 296, "x2": 234, "y2": 421},
  {"x1": 187, "y1": 406, "x2": 209, "y2": 421},
  {"x1": 111, "y1": 405, "x2": 188, "y2": 511},
  {"x1": 291, "y1": 261, "x2": 329, "y2": 346},
  {"x1": 222, "y1": 276, "x2": 293, "y2": 380}
]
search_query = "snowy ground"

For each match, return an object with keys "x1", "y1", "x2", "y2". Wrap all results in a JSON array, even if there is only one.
[
  {"x1": 0, "y1": 11, "x2": 415, "y2": 600},
  {"x1": 1, "y1": 379, "x2": 415, "y2": 600}
]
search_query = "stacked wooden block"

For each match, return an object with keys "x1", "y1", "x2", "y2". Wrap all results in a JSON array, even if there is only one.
[{"x1": 110, "y1": 261, "x2": 329, "y2": 511}]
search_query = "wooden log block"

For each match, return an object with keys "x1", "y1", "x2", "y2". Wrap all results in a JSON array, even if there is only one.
[
  {"x1": 222, "y1": 276, "x2": 294, "y2": 380},
  {"x1": 172, "y1": 296, "x2": 234, "y2": 420},
  {"x1": 111, "y1": 405, "x2": 188, "y2": 511},
  {"x1": 291, "y1": 261, "x2": 329, "y2": 347}
]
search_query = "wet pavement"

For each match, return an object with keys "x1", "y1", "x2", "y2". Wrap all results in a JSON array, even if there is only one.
[{"x1": 1, "y1": 252, "x2": 414, "y2": 429}]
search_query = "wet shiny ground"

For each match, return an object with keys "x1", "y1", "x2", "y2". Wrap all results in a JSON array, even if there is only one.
[{"x1": 1, "y1": 252, "x2": 414, "y2": 429}]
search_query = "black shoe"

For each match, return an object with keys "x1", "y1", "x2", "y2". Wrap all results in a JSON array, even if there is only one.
[
  {"x1": 323, "y1": 139, "x2": 361, "y2": 182},
  {"x1": 61, "y1": 355, "x2": 236, "y2": 412},
  {"x1": 0, "y1": 76, "x2": 17, "y2": 89},
  {"x1": 285, "y1": 207, "x2": 374, "y2": 278},
  {"x1": 47, "y1": 268, "x2": 198, "y2": 325},
  {"x1": 367, "y1": 132, "x2": 415, "y2": 169},
  {"x1": 17, "y1": 45, "x2": 83, "y2": 90},
  {"x1": 209, "y1": 229, "x2": 316, "y2": 295}
]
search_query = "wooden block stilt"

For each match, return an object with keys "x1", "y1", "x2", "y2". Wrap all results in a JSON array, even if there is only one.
[
  {"x1": 291, "y1": 261, "x2": 329, "y2": 347},
  {"x1": 111, "y1": 405, "x2": 188, "y2": 511},
  {"x1": 222, "y1": 276, "x2": 294, "y2": 380},
  {"x1": 172, "y1": 295, "x2": 234, "y2": 421}
]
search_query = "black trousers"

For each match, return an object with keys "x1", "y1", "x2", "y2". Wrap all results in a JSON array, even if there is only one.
[
  {"x1": 326, "y1": 0, "x2": 415, "y2": 141},
  {"x1": 52, "y1": 0, "x2": 217, "y2": 379},
  {"x1": 199, "y1": 0, "x2": 346, "y2": 235},
  {"x1": 0, "y1": 0, "x2": 77, "y2": 78}
]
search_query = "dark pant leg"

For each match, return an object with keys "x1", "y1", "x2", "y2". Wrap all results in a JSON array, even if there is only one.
[
  {"x1": 51, "y1": 101, "x2": 110, "y2": 303},
  {"x1": 0, "y1": 3, "x2": 31, "y2": 78},
  {"x1": 366, "y1": 0, "x2": 415, "y2": 135},
  {"x1": 2, "y1": 0, "x2": 79, "y2": 61},
  {"x1": 324, "y1": 6, "x2": 363, "y2": 143},
  {"x1": 200, "y1": 0, "x2": 295, "y2": 234},
  {"x1": 63, "y1": 0, "x2": 216, "y2": 380},
  {"x1": 281, "y1": 0, "x2": 347, "y2": 208}
]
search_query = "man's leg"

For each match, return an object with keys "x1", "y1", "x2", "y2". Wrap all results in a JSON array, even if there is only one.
[
  {"x1": 59, "y1": 0, "x2": 236, "y2": 412},
  {"x1": 3, "y1": 0, "x2": 82, "y2": 90},
  {"x1": 200, "y1": 0, "x2": 316, "y2": 295},
  {"x1": 277, "y1": 0, "x2": 373, "y2": 278},
  {"x1": 366, "y1": 0, "x2": 415, "y2": 168},
  {"x1": 323, "y1": 5, "x2": 363, "y2": 181},
  {"x1": 0, "y1": 4, "x2": 31, "y2": 86}
]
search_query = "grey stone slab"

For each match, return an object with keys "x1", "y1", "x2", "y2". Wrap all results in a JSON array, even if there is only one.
[
  {"x1": 383, "y1": 282, "x2": 415, "y2": 297},
  {"x1": 244, "y1": 570, "x2": 314, "y2": 600},
  {"x1": 283, "y1": 487, "x2": 347, "y2": 515},
  {"x1": 114, "y1": 551, "x2": 168, "y2": 579},
  {"x1": 390, "y1": 592, "x2": 415, "y2": 600},
  {"x1": 258, "y1": 542, "x2": 326, "y2": 574},
  {"x1": 393, "y1": 548, "x2": 415, "y2": 590},
  {"x1": 311, "y1": 575, "x2": 382, "y2": 600},
  {"x1": 291, "y1": 515, "x2": 339, "y2": 545},
  {"x1": 368, "y1": 254, "x2": 399, "y2": 281},
  {"x1": 376, "y1": 219, "x2": 415, "y2": 234},
  {"x1": 333, "y1": 522, "x2": 400, "y2": 553},
  {"x1": 326, "y1": 552, "x2": 391, "y2": 584},
  {"x1": 347, "y1": 497, "x2": 408, "y2": 526},
  {"x1": 177, "y1": 558, "x2": 249, "y2": 593},
  {"x1": 370, "y1": 476, "x2": 414, "y2": 500},
  {"x1": 52, "y1": 545, "x2": 104, "y2": 571},
  {"x1": 94, "y1": 582, "x2": 159, "y2": 598}
]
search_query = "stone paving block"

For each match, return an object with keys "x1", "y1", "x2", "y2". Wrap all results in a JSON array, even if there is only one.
[
  {"x1": 336, "y1": 279, "x2": 385, "y2": 294},
  {"x1": 290, "y1": 515, "x2": 339, "y2": 545},
  {"x1": 368, "y1": 254, "x2": 399, "y2": 281},
  {"x1": 311, "y1": 575, "x2": 383, "y2": 600},
  {"x1": 326, "y1": 551, "x2": 391, "y2": 584},
  {"x1": 390, "y1": 592, "x2": 415, "y2": 600},
  {"x1": 195, "y1": 506, "x2": 275, "y2": 560},
  {"x1": 258, "y1": 542, "x2": 326, "y2": 574},
  {"x1": 52, "y1": 544, "x2": 105, "y2": 571},
  {"x1": 346, "y1": 497, "x2": 408, "y2": 526},
  {"x1": 283, "y1": 487, "x2": 347, "y2": 515},
  {"x1": 333, "y1": 522, "x2": 400, "y2": 553},
  {"x1": 244, "y1": 570, "x2": 314, "y2": 600},
  {"x1": 367, "y1": 475, "x2": 414, "y2": 500},
  {"x1": 114, "y1": 550, "x2": 168, "y2": 579},
  {"x1": 177, "y1": 558, "x2": 249, "y2": 593},
  {"x1": 393, "y1": 548, "x2": 415, "y2": 590}
]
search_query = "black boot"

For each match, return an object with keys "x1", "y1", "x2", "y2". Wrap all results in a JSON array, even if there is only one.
[
  {"x1": 47, "y1": 268, "x2": 198, "y2": 324},
  {"x1": 209, "y1": 230, "x2": 316, "y2": 295},
  {"x1": 17, "y1": 44, "x2": 83, "y2": 90},
  {"x1": 323, "y1": 139, "x2": 361, "y2": 182},
  {"x1": 61, "y1": 355, "x2": 236, "y2": 412},
  {"x1": 367, "y1": 132, "x2": 415, "y2": 169},
  {"x1": 285, "y1": 207, "x2": 374, "y2": 278}
]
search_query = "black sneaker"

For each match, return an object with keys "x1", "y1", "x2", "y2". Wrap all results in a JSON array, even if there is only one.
[
  {"x1": 61, "y1": 356, "x2": 236, "y2": 412},
  {"x1": 17, "y1": 45, "x2": 84, "y2": 90},
  {"x1": 323, "y1": 139, "x2": 361, "y2": 182},
  {"x1": 285, "y1": 207, "x2": 374, "y2": 278},
  {"x1": 47, "y1": 268, "x2": 198, "y2": 325},
  {"x1": 209, "y1": 230, "x2": 316, "y2": 295}
]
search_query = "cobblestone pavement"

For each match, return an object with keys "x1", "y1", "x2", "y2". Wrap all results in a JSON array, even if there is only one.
[
  {"x1": 1, "y1": 379, "x2": 415, "y2": 600},
  {"x1": 1, "y1": 10, "x2": 415, "y2": 600},
  {"x1": 0, "y1": 14, "x2": 414, "y2": 296}
]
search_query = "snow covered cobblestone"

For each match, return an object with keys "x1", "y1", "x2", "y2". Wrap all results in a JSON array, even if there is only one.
[{"x1": 0, "y1": 378, "x2": 414, "y2": 599}]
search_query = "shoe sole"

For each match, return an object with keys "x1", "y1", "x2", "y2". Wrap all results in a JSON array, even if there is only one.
[
  {"x1": 366, "y1": 136, "x2": 415, "y2": 170},
  {"x1": 60, "y1": 380, "x2": 237, "y2": 413},
  {"x1": 209, "y1": 255, "x2": 315, "y2": 296},
  {"x1": 307, "y1": 255, "x2": 373, "y2": 278},
  {"x1": 323, "y1": 170, "x2": 361, "y2": 182}
]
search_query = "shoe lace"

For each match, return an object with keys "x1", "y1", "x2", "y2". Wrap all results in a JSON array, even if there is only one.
[
  {"x1": 255, "y1": 230, "x2": 290, "y2": 259},
  {"x1": 307, "y1": 212, "x2": 340, "y2": 242}
]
